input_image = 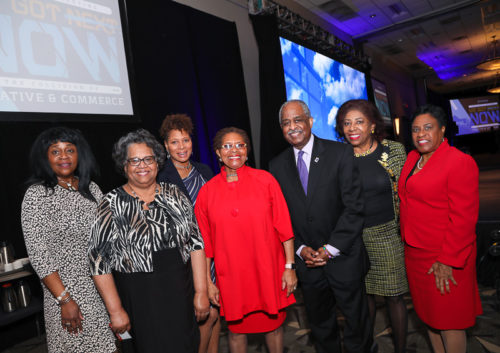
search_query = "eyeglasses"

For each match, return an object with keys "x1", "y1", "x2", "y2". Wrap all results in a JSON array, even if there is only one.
[
  {"x1": 411, "y1": 124, "x2": 433, "y2": 133},
  {"x1": 280, "y1": 115, "x2": 309, "y2": 128},
  {"x1": 127, "y1": 155, "x2": 156, "y2": 166},
  {"x1": 221, "y1": 143, "x2": 247, "y2": 150}
]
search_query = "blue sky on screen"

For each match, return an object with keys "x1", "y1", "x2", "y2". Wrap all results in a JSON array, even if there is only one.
[{"x1": 280, "y1": 37, "x2": 368, "y2": 141}]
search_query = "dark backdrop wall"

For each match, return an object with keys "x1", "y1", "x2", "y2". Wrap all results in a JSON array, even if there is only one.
[
  {"x1": 250, "y1": 14, "x2": 289, "y2": 170},
  {"x1": 0, "y1": 0, "x2": 252, "y2": 262}
]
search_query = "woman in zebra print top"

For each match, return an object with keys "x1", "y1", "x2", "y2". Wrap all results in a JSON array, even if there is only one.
[{"x1": 89, "y1": 129, "x2": 209, "y2": 353}]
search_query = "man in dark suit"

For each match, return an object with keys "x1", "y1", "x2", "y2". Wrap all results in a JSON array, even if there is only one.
[{"x1": 269, "y1": 100, "x2": 372, "y2": 353}]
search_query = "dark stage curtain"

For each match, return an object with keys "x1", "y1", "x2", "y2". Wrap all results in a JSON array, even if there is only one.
[
  {"x1": 126, "y1": 1, "x2": 253, "y2": 170},
  {"x1": 250, "y1": 14, "x2": 288, "y2": 170},
  {"x1": 0, "y1": 1, "x2": 252, "y2": 260}
]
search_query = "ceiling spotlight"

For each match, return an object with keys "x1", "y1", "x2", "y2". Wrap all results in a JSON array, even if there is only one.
[{"x1": 477, "y1": 36, "x2": 500, "y2": 71}]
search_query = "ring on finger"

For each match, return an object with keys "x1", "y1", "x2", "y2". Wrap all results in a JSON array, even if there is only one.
[{"x1": 64, "y1": 322, "x2": 71, "y2": 326}]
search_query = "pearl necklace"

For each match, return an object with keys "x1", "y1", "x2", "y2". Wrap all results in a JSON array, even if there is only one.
[
  {"x1": 417, "y1": 156, "x2": 424, "y2": 169},
  {"x1": 226, "y1": 173, "x2": 237, "y2": 177},
  {"x1": 128, "y1": 184, "x2": 160, "y2": 203},
  {"x1": 174, "y1": 161, "x2": 191, "y2": 170},
  {"x1": 58, "y1": 177, "x2": 77, "y2": 191},
  {"x1": 354, "y1": 139, "x2": 374, "y2": 157}
]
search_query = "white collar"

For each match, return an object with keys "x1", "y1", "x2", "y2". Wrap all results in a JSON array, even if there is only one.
[{"x1": 293, "y1": 134, "x2": 314, "y2": 156}]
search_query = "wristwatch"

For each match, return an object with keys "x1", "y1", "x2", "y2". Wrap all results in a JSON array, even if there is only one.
[{"x1": 285, "y1": 263, "x2": 296, "y2": 270}]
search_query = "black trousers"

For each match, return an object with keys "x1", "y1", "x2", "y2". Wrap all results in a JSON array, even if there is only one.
[{"x1": 301, "y1": 273, "x2": 372, "y2": 353}]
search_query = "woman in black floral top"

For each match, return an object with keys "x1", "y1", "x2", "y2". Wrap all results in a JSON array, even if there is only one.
[{"x1": 89, "y1": 129, "x2": 209, "y2": 353}]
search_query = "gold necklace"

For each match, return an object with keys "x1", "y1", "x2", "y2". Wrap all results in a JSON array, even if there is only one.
[{"x1": 354, "y1": 139, "x2": 374, "y2": 157}]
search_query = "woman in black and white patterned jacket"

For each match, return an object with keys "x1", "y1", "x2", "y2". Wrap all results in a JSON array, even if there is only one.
[{"x1": 89, "y1": 129, "x2": 209, "y2": 353}]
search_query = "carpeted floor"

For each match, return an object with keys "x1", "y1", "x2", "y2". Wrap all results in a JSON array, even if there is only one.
[{"x1": 3, "y1": 285, "x2": 499, "y2": 353}]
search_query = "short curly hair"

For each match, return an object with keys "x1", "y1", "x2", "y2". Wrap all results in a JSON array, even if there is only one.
[
  {"x1": 212, "y1": 127, "x2": 252, "y2": 161},
  {"x1": 159, "y1": 114, "x2": 194, "y2": 141},
  {"x1": 112, "y1": 129, "x2": 166, "y2": 177},
  {"x1": 335, "y1": 99, "x2": 386, "y2": 142}
]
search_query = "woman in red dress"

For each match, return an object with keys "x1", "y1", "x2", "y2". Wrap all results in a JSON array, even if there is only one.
[
  {"x1": 398, "y1": 105, "x2": 482, "y2": 353},
  {"x1": 194, "y1": 127, "x2": 297, "y2": 353}
]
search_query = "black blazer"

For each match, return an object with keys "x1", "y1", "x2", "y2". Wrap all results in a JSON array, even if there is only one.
[
  {"x1": 269, "y1": 136, "x2": 368, "y2": 284},
  {"x1": 157, "y1": 159, "x2": 214, "y2": 202}
]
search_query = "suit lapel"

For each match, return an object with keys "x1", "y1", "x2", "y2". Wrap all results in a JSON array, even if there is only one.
[
  {"x1": 306, "y1": 137, "x2": 325, "y2": 205},
  {"x1": 284, "y1": 147, "x2": 307, "y2": 202}
]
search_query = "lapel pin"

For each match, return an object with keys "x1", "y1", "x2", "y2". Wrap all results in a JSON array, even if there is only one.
[{"x1": 314, "y1": 157, "x2": 319, "y2": 163}]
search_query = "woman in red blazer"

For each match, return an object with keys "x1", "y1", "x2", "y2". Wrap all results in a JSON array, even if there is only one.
[{"x1": 398, "y1": 104, "x2": 482, "y2": 353}]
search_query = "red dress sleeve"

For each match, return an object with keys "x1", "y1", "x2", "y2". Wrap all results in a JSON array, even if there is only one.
[{"x1": 437, "y1": 154, "x2": 479, "y2": 268}]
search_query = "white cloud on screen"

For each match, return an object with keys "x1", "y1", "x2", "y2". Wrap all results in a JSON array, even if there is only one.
[
  {"x1": 327, "y1": 105, "x2": 338, "y2": 126},
  {"x1": 298, "y1": 45, "x2": 305, "y2": 58},
  {"x1": 312, "y1": 53, "x2": 334, "y2": 79},
  {"x1": 280, "y1": 38, "x2": 292, "y2": 55},
  {"x1": 290, "y1": 87, "x2": 305, "y2": 100},
  {"x1": 285, "y1": 77, "x2": 306, "y2": 100},
  {"x1": 324, "y1": 64, "x2": 366, "y2": 104}
]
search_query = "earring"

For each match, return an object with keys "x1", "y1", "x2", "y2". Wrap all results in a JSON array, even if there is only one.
[
  {"x1": 442, "y1": 137, "x2": 444, "y2": 142},
  {"x1": 166, "y1": 152, "x2": 170, "y2": 159},
  {"x1": 219, "y1": 157, "x2": 222, "y2": 162},
  {"x1": 371, "y1": 129, "x2": 374, "y2": 134}
]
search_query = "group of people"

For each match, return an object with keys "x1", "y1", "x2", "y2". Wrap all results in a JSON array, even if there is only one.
[{"x1": 20, "y1": 99, "x2": 482, "y2": 353}]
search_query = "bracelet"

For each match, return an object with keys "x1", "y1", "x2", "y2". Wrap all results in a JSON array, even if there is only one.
[
  {"x1": 323, "y1": 246, "x2": 333, "y2": 259},
  {"x1": 56, "y1": 288, "x2": 68, "y2": 302},
  {"x1": 57, "y1": 295, "x2": 72, "y2": 306}
]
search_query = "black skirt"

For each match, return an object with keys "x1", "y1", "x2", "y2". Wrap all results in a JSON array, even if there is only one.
[{"x1": 113, "y1": 248, "x2": 199, "y2": 353}]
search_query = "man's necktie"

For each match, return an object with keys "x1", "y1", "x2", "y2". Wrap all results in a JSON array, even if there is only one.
[{"x1": 297, "y1": 150, "x2": 308, "y2": 195}]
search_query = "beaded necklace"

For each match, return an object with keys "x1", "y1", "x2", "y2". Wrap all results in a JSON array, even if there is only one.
[
  {"x1": 128, "y1": 183, "x2": 160, "y2": 203},
  {"x1": 174, "y1": 161, "x2": 191, "y2": 170},
  {"x1": 354, "y1": 139, "x2": 374, "y2": 158}
]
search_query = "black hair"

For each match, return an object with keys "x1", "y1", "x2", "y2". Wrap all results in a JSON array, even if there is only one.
[
  {"x1": 112, "y1": 129, "x2": 166, "y2": 177},
  {"x1": 159, "y1": 113, "x2": 194, "y2": 140},
  {"x1": 26, "y1": 127, "x2": 99, "y2": 202},
  {"x1": 411, "y1": 104, "x2": 447, "y2": 127}
]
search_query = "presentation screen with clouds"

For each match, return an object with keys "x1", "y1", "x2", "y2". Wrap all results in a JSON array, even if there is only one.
[
  {"x1": 0, "y1": 0, "x2": 133, "y2": 116},
  {"x1": 279, "y1": 37, "x2": 368, "y2": 142}
]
